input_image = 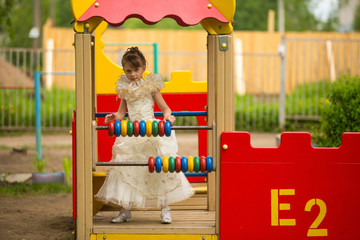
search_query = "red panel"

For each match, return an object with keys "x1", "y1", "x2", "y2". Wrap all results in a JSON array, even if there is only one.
[
  {"x1": 220, "y1": 132, "x2": 360, "y2": 240},
  {"x1": 78, "y1": 0, "x2": 228, "y2": 27},
  {"x1": 97, "y1": 93, "x2": 208, "y2": 163}
]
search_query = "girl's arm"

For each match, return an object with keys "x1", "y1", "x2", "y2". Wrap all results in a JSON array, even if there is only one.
[
  {"x1": 153, "y1": 91, "x2": 176, "y2": 125},
  {"x1": 104, "y1": 99, "x2": 127, "y2": 124}
]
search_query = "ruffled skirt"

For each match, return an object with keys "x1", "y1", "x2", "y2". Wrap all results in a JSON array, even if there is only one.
[{"x1": 95, "y1": 130, "x2": 194, "y2": 208}]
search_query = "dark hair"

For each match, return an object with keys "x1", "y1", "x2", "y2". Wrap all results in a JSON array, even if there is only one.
[{"x1": 121, "y1": 47, "x2": 146, "y2": 69}]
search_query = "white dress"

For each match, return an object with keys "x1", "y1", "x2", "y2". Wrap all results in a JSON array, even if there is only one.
[{"x1": 95, "y1": 73, "x2": 194, "y2": 209}]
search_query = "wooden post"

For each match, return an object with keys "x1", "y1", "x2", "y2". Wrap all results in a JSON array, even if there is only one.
[
  {"x1": 75, "y1": 32, "x2": 95, "y2": 239},
  {"x1": 207, "y1": 34, "x2": 234, "y2": 234}
]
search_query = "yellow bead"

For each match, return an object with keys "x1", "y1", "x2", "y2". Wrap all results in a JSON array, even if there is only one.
[
  {"x1": 208, "y1": 4, "x2": 212, "y2": 8},
  {"x1": 223, "y1": 144, "x2": 228, "y2": 150},
  {"x1": 94, "y1": 2, "x2": 99, "y2": 7},
  {"x1": 222, "y1": 43, "x2": 227, "y2": 48},
  {"x1": 162, "y1": 156, "x2": 169, "y2": 173},
  {"x1": 146, "y1": 120, "x2": 152, "y2": 137},
  {"x1": 187, "y1": 156, "x2": 194, "y2": 173},
  {"x1": 121, "y1": 120, "x2": 127, "y2": 137},
  {"x1": 84, "y1": 23, "x2": 90, "y2": 28}
]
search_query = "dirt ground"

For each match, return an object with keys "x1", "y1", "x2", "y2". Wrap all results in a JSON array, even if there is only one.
[{"x1": 0, "y1": 132, "x2": 278, "y2": 239}]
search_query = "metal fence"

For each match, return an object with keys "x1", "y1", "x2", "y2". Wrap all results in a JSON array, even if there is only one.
[
  {"x1": 1, "y1": 37, "x2": 359, "y2": 131},
  {"x1": 279, "y1": 37, "x2": 360, "y2": 128}
]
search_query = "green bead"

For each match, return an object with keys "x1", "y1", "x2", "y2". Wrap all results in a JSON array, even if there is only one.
[
  {"x1": 152, "y1": 121, "x2": 159, "y2": 137},
  {"x1": 127, "y1": 120, "x2": 134, "y2": 137},
  {"x1": 169, "y1": 156, "x2": 175, "y2": 173},
  {"x1": 194, "y1": 156, "x2": 200, "y2": 172}
]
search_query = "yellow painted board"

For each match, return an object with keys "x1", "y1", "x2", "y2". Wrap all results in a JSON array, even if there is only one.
[{"x1": 93, "y1": 234, "x2": 217, "y2": 240}]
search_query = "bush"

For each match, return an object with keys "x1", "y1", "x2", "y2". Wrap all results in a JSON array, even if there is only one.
[{"x1": 313, "y1": 75, "x2": 360, "y2": 147}]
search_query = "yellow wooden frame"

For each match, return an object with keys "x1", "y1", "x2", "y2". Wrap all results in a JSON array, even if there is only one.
[{"x1": 73, "y1": 1, "x2": 235, "y2": 239}]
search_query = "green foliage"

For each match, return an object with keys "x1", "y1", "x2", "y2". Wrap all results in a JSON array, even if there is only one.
[
  {"x1": 354, "y1": 3, "x2": 360, "y2": 31},
  {"x1": 0, "y1": 181, "x2": 72, "y2": 197},
  {"x1": 62, "y1": 156, "x2": 72, "y2": 185},
  {"x1": 313, "y1": 75, "x2": 360, "y2": 147},
  {"x1": 233, "y1": 0, "x2": 336, "y2": 31},
  {"x1": 0, "y1": 0, "x2": 18, "y2": 40},
  {"x1": 0, "y1": 88, "x2": 75, "y2": 128},
  {"x1": 32, "y1": 154, "x2": 49, "y2": 173}
]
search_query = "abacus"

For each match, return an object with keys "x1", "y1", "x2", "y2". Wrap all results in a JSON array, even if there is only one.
[
  {"x1": 96, "y1": 120, "x2": 212, "y2": 137},
  {"x1": 96, "y1": 156, "x2": 214, "y2": 173}
]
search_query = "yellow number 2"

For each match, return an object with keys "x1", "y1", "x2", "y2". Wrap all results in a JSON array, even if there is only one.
[{"x1": 304, "y1": 198, "x2": 328, "y2": 237}]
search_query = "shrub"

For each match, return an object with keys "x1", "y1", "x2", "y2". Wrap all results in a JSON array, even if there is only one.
[{"x1": 313, "y1": 75, "x2": 360, "y2": 147}]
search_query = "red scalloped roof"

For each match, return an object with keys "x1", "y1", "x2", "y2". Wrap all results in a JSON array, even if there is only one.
[{"x1": 78, "y1": 0, "x2": 229, "y2": 27}]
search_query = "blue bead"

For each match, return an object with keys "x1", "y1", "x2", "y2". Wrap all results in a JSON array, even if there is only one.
[
  {"x1": 181, "y1": 156, "x2": 188, "y2": 172},
  {"x1": 139, "y1": 120, "x2": 146, "y2": 137},
  {"x1": 206, "y1": 156, "x2": 213, "y2": 172},
  {"x1": 155, "y1": 156, "x2": 162, "y2": 173},
  {"x1": 114, "y1": 120, "x2": 121, "y2": 137},
  {"x1": 164, "y1": 121, "x2": 171, "y2": 137}
]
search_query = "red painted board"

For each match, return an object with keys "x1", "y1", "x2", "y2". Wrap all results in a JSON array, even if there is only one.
[
  {"x1": 78, "y1": 0, "x2": 228, "y2": 27},
  {"x1": 220, "y1": 132, "x2": 360, "y2": 240},
  {"x1": 96, "y1": 93, "x2": 208, "y2": 162}
]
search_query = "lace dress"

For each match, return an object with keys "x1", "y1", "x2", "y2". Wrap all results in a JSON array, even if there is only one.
[{"x1": 95, "y1": 73, "x2": 194, "y2": 209}]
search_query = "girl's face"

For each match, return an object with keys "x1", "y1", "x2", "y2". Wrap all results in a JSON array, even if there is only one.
[{"x1": 123, "y1": 63, "x2": 145, "y2": 82}]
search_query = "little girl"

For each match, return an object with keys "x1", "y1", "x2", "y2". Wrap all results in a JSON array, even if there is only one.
[{"x1": 95, "y1": 47, "x2": 194, "y2": 224}]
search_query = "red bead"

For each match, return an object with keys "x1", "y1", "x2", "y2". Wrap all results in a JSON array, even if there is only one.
[
  {"x1": 133, "y1": 120, "x2": 140, "y2": 137},
  {"x1": 148, "y1": 156, "x2": 155, "y2": 173},
  {"x1": 175, "y1": 156, "x2": 181, "y2": 173},
  {"x1": 108, "y1": 120, "x2": 115, "y2": 137},
  {"x1": 200, "y1": 156, "x2": 207, "y2": 173},
  {"x1": 158, "y1": 120, "x2": 165, "y2": 137}
]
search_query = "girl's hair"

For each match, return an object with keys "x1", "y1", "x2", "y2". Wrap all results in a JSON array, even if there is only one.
[{"x1": 122, "y1": 47, "x2": 146, "y2": 69}]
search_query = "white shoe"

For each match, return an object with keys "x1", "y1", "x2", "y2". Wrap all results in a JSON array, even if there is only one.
[
  {"x1": 111, "y1": 209, "x2": 131, "y2": 223},
  {"x1": 161, "y1": 206, "x2": 172, "y2": 224}
]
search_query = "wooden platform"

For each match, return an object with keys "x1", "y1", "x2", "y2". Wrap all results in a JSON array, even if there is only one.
[{"x1": 93, "y1": 210, "x2": 215, "y2": 234}]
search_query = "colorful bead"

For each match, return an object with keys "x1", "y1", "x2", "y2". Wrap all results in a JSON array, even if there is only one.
[
  {"x1": 206, "y1": 156, "x2": 213, "y2": 172},
  {"x1": 200, "y1": 156, "x2": 206, "y2": 173},
  {"x1": 146, "y1": 120, "x2": 152, "y2": 137},
  {"x1": 114, "y1": 120, "x2": 121, "y2": 137},
  {"x1": 133, "y1": 120, "x2": 140, "y2": 137},
  {"x1": 121, "y1": 120, "x2": 127, "y2": 137},
  {"x1": 127, "y1": 120, "x2": 133, "y2": 137},
  {"x1": 187, "y1": 156, "x2": 194, "y2": 173},
  {"x1": 155, "y1": 156, "x2": 162, "y2": 173},
  {"x1": 152, "y1": 121, "x2": 159, "y2": 137},
  {"x1": 162, "y1": 156, "x2": 169, "y2": 173},
  {"x1": 158, "y1": 121, "x2": 165, "y2": 137},
  {"x1": 194, "y1": 156, "x2": 200, "y2": 172},
  {"x1": 175, "y1": 156, "x2": 181, "y2": 173},
  {"x1": 169, "y1": 156, "x2": 175, "y2": 173},
  {"x1": 164, "y1": 121, "x2": 171, "y2": 137},
  {"x1": 139, "y1": 120, "x2": 146, "y2": 137},
  {"x1": 108, "y1": 120, "x2": 115, "y2": 137},
  {"x1": 181, "y1": 156, "x2": 188, "y2": 172},
  {"x1": 148, "y1": 156, "x2": 155, "y2": 173}
]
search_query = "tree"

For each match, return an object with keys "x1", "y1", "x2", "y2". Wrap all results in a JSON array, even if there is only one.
[
  {"x1": 0, "y1": 0, "x2": 18, "y2": 40},
  {"x1": 233, "y1": 0, "x2": 335, "y2": 31}
]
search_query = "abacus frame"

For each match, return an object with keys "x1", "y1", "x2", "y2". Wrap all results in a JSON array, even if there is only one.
[{"x1": 73, "y1": 2, "x2": 235, "y2": 239}]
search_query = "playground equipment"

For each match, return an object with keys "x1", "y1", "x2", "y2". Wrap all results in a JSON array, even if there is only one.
[{"x1": 71, "y1": 0, "x2": 360, "y2": 239}]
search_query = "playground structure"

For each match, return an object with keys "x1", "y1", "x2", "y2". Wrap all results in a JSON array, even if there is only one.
[{"x1": 72, "y1": 0, "x2": 360, "y2": 239}]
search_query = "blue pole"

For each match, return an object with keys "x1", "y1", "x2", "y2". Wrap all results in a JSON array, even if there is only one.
[
  {"x1": 34, "y1": 71, "x2": 42, "y2": 160},
  {"x1": 153, "y1": 43, "x2": 159, "y2": 74}
]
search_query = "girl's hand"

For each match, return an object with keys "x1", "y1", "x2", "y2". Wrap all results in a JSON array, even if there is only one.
[
  {"x1": 104, "y1": 113, "x2": 118, "y2": 124},
  {"x1": 164, "y1": 114, "x2": 176, "y2": 126}
]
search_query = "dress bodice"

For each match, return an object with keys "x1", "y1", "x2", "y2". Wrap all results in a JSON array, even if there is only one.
[
  {"x1": 126, "y1": 94, "x2": 155, "y2": 121},
  {"x1": 115, "y1": 73, "x2": 164, "y2": 121}
]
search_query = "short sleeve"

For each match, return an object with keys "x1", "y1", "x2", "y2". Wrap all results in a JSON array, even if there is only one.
[
  {"x1": 115, "y1": 74, "x2": 129, "y2": 99},
  {"x1": 145, "y1": 74, "x2": 164, "y2": 94}
]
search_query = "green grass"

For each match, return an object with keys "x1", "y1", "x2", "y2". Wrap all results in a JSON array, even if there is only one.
[
  {"x1": 0, "y1": 181, "x2": 72, "y2": 197},
  {"x1": 0, "y1": 81, "x2": 331, "y2": 132},
  {"x1": 0, "y1": 88, "x2": 75, "y2": 128}
]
